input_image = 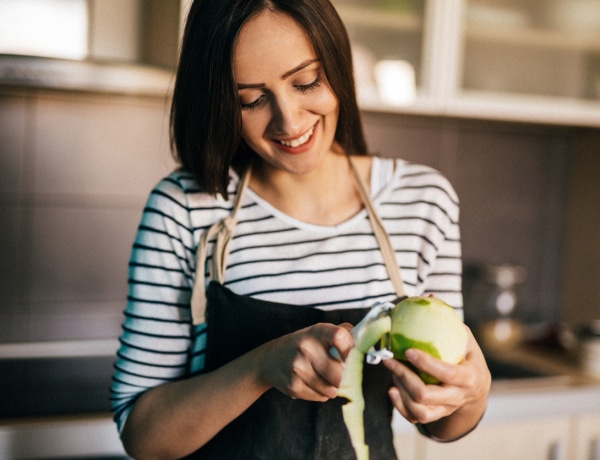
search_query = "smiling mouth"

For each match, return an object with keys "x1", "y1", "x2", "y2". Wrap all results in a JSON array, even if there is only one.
[{"x1": 278, "y1": 125, "x2": 315, "y2": 148}]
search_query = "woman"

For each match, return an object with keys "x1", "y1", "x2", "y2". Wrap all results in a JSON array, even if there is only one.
[{"x1": 111, "y1": 0, "x2": 491, "y2": 458}]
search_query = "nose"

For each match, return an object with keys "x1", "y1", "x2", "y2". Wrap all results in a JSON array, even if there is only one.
[{"x1": 269, "y1": 93, "x2": 303, "y2": 136}]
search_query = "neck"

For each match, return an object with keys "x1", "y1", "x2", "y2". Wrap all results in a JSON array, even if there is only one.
[{"x1": 249, "y1": 152, "x2": 370, "y2": 226}]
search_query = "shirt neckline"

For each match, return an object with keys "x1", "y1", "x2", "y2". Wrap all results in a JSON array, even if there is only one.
[{"x1": 243, "y1": 157, "x2": 402, "y2": 233}]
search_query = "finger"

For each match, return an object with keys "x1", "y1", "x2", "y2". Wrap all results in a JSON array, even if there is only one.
[
  {"x1": 383, "y1": 356, "x2": 423, "y2": 386},
  {"x1": 383, "y1": 353, "x2": 449, "y2": 392},
  {"x1": 388, "y1": 378, "x2": 447, "y2": 424},
  {"x1": 328, "y1": 324, "x2": 354, "y2": 361},
  {"x1": 387, "y1": 385, "x2": 417, "y2": 424},
  {"x1": 296, "y1": 326, "x2": 348, "y2": 392},
  {"x1": 310, "y1": 360, "x2": 345, "y2": 397},
  {"x1": 384, "y1": 356, "x2": 459, "y2": 405},
  {"x1": 387, "y1": 371, "x2": 457, "y2": 425},
  {"x1": 288, "y1": 352, "x2": 339, "y2": 401},
  {"x1": 321, "y1": 324, "x2": 354, "y2": 362},
  {"x1": 290, "y1": 377, "x2": 335, "y2": 402},
  {"x1": 383, "y1": 358, "x2": 430, "y2": 403},
  {"x1": 403, "y1": 348, "x2": 460, "y2": 385}
]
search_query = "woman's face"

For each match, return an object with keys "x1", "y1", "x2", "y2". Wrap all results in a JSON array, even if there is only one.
[{"x1": 234, "y1": 10, "x2": 340, "y2": 176}]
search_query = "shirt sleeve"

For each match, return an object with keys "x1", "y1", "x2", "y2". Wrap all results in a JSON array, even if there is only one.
[
  {"x1": 110, "y1": 175, "x2": 197, "y2": 433},
  {"x1": 422, "y1": 220, "x2": 464, "y2": 318},
  {"x1": 414, "y1": 165, "x2": 463, "y2": 317}
]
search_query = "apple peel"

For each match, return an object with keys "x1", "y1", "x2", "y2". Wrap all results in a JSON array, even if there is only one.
[
  {"x1": 338, "y1": 348, "x2": 368, "y2": 460},
  {"x1": 338, "y1": 314, "x2": 391, "y2": 460}
]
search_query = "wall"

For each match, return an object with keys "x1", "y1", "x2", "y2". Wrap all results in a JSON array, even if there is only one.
[
  {"x1": 0, "y1": 88, "x2": 176, "y2": 345},
  {"x1": 562, "y1": 129, "x2": 600, "y2": 327},
  {"x1": 361, "y1": 111, "x2": 572, "y2": 328}
]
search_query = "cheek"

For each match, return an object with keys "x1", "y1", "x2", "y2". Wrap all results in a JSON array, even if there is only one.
[
  {"x1": 240, "y1": 112, "x2": 268, "y2": 145},
  {"x1": 316, "y1": 92, "x2": 339, "y2": 135},
  {"x1": 313, "y1": 88, "x2": 339, "y2": 116}
]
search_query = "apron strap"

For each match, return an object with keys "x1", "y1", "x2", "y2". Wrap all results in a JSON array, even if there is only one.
[
  {"x1": 190, "y1": 157, "x2": 405, "y2": 325},
  {"x1": 348, "y1": 157, "x2": 405, "y2": 299},
  {"x1": 191, "y1": 168, "x2": 252, "y2": 325}
]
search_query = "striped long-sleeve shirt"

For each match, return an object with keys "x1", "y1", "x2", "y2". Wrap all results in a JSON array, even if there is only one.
[{"x1": 110, "y1": 156, "x2": 462, "y2": 432}]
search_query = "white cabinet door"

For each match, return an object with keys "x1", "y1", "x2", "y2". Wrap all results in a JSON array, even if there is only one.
[
  {"x1": 421, "y1": 416, "x2": 571, "y2": 460},
  {"x1": 332, "y1": 0, "x2": 600, "y2": 127},
  {"x1": 571, "y1": 413, "x2": 600, "y2": 460},
  {"x1": 393, "y1": 429, "x2": 419, "y2": 460}
]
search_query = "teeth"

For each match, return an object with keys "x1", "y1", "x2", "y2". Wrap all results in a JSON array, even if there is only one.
[{"x1": 279, "y1": 127, "x2": 314, "y2": 148}]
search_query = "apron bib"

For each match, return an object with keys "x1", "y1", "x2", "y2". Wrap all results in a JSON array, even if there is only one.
[{"x1": 186, "y1": 157, "x2": 405, "y2": 459}]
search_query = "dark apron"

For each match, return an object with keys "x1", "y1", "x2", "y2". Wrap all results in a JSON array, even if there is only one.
[
  {"x1": 186, "y1": 158, "x2": 404, "y2": 459},
  {"x1": 183, "y1": 282, "x2": 397, "y2": 459}
]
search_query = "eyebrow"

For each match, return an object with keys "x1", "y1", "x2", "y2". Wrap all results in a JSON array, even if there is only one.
[{"x1": 237, "y1": 59, "x2": 319, "y2": 89}]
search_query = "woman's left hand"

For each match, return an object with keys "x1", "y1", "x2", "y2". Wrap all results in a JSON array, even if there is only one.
[{"x1": 383, "y1": 325, "x2": 491, "y2": 441}]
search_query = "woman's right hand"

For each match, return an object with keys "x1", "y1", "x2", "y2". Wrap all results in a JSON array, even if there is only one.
[
  {"x1": 120, "y1": 322, "x2": 354, "y2": 459},
  {"x1": 258, "y1": 323, "x2": 354, "y2": 401}
]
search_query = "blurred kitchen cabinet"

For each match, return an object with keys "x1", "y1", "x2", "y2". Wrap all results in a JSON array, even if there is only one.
[
  {"x1": 464, "y1": 0, "x2": 600, "y2": 101},
  {"x1": 0, "y1": 0, "x2": 183, "y2": 69},
  {"x1": 331, "y1": 0, "x2": 427, "y2": 107},
  {"x1": 390, "y1": 385, "x2": 600, "y2": 460},
  {"x1": 331, "y1": 0, "x2": 600, "y2": 127},
  {"x1": 420, "y1": 416, "x2": 571, "y2": 460},
  {"x1": 459, "y1": 0, "x2": 600, "y2": 126},
  {"x1": 393, "y1": 426, "x2": 420, "y2": 460},
  {"x1": 570, "y1": 413, "x2": 600, "y2": 460},
  {"x1": 89, "y1": 0, "x2": 186, "y2": 69}
]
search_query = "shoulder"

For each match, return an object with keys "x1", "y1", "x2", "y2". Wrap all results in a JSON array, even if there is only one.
[
  {"x1": 147, "y1": 169, "x2": 196, "y2": 209},
  {"x1": 147, "y1": 169, "x2": 241, "y2": 216},
  {"x1": 386, "y1": 158, "x2": 459, "y2": 204},
  {"x1": 371, "y1": 156, "x2": 459, "y2": 223},
  {"x1": 135, "y1": 169, "x2": 248, "y2": 247}
]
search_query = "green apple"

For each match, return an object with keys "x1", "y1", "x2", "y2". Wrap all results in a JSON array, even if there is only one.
[
  {"x1": 339, "y1": 296, "x2": 467, "y2": 459},
  {"x1": 391, "y1": 296, "x2": 468, "y2": 383}
]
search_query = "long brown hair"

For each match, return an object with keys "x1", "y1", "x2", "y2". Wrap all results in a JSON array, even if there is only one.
[{"x1": 170, "y1": 0, "x2": 367, "y2": 198}]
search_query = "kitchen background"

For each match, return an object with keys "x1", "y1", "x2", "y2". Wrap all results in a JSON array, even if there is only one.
[{"x1": 0, "y1": 0, "x2": 599, "y2": 459}]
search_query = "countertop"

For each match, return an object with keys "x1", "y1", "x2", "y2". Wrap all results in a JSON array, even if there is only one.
[{"x1": 2, "y1": 345, "x2": 599, "y2": 458}]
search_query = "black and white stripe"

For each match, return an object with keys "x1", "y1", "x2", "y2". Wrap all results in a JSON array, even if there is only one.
[{"x1": 111, "y1": 157, "x2": 462, "y2": 431}]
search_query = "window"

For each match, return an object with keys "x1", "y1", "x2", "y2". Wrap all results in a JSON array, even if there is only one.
[{"x1": 0, "y1": 0, "x2": 88, "y2": 60}]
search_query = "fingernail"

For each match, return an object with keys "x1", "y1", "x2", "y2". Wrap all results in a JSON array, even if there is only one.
[{"x1": 405, "y1": 349, "x2": 418, "y2": 361}]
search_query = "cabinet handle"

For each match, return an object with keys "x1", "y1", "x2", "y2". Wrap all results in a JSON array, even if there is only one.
[{"x1": 548, "y1": 441, "x2": 566, "y2": 460}]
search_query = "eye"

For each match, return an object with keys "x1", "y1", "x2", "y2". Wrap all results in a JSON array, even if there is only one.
[
  {"x1": 240, "y1": 94, "x2": 266, "y2": 111},
  {"x1": 295, "y1": 75, "x2": 321, "y2": 94}
]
